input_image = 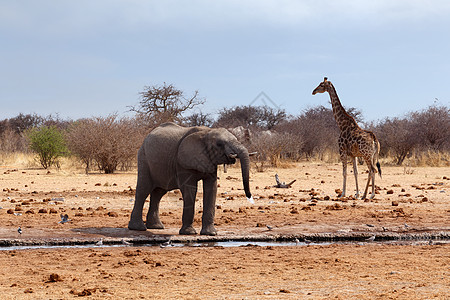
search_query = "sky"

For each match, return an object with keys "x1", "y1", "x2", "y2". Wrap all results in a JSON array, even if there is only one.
[{"x1": 1, "y1": 0, "x2": 450, "y2": 122}]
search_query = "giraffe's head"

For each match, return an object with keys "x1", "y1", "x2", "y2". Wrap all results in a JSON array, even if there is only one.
[{"x1": 312, "y1": 77, "x2": 331, "y2": 95}]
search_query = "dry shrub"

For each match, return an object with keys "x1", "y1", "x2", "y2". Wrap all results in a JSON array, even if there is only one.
[
  {"x1": 0, "y1": 128, "x2": 27, "y2": 153},
  {"x1": 66, "y1": 115, "x2": 146, "y2": 173},
  {"x1": 251, "y1": 131, "x2": 303, "y2": 170}
]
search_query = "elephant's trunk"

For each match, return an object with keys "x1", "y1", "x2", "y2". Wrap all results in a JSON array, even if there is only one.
[{"x1": 230, "y1": 142, "x2": 252, "y2": 200}]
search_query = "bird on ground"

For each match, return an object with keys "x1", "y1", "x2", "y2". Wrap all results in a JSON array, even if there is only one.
[
  {"x1": 121, "y1": 239, "x2": 132, "y2": 246},
  {"x1": 266, "y1": 225, "x2": 273, "y2": 231},
  {"x1": 17, "y1": 226, "x2": 22, "y2": 235},
  {"x1": 96, "y1": 239, "x2": 103, "y2": 246},
  {"x1": 59, "y1": 214, "x2": 71, "y2": 224},
  {"x1": 160, "y1": 240, "x2": 172, "y2": 248},
  {"x1": 365, "y1": 235, "x2": 376, "y2": 242}
]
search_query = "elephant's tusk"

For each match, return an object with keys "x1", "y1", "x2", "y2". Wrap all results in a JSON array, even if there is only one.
[
  {"x1": 248, "y1": 152, "x2": 257, "y2": 156},
  {"x1": 228, "y1": 153, "x2": 238, "y2": 159}
]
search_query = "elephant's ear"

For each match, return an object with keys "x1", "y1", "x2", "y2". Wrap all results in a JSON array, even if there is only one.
[{"x1": 177, "y1": 131, "x2": 215, "y2": 173}]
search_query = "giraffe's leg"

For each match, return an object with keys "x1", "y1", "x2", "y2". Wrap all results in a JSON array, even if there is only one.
[
  {"x1": 352, "y1": 157, "x2": 359, "y2": 199},
  {"x1": 362, "y1": 158, "x2": 375, "y2": 199},
  {"x1": 370, "y1": 170, "x2": 376, "y2": 199},
  {"x1": 362, "y1": 171, "x2": 371, "y2": 200},
  {"x1": 341, "y1": 159, "x2": 347, "y2": 198}
]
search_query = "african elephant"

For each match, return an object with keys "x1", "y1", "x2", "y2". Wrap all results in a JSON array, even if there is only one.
[{"x1": 128, "y1": 122, "x2": 253, "y2": 236}]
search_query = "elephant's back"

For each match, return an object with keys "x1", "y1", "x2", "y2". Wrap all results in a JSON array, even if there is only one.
[{"x1": 143, "y1": 123, "x2": 188, "y2": 158}]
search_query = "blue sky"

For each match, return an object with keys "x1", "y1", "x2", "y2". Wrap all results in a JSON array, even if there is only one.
[{"x1": 1, "y1": 0, "x2": 449, "y2": 122}]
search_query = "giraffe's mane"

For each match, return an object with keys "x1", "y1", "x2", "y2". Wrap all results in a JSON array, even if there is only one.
[{"x1": 328, "y1": 81, "x2": 359, "y2": 126}]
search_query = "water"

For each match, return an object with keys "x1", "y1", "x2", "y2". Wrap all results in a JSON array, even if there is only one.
[{"x1": 1, "y1": 239, "x2": 448, "y2": 251}]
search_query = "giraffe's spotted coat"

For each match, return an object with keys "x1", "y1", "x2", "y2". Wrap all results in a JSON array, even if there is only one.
[{"x1": 313, "y1": 77, "x2": 381, "y2": 199}]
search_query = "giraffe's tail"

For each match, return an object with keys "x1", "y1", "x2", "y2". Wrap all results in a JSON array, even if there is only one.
[
  {"x1": 376, "y1": 161, "x2": 382, "y2": 179},
  {"x1": 373, "y1": 137, "x2": 382, "y2": 179}
]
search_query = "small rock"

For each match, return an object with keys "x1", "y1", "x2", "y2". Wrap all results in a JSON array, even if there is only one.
[
  {"x1": 290, "y1": 208, "x2": 299, "y2": 214},
  {"x1": 47, "y1": 273, "x2": 63, "y2": 282},
  {"x1": 391, "y1": 201, "x2": 399, "y2": 206},
  {"x1": 387, "y1": 189, "x2": 394, "y2": 194}
]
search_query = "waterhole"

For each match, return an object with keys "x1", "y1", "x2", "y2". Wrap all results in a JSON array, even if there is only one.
[{"x1": 1, "y1": 235, "x2": 449, "y2": 251}]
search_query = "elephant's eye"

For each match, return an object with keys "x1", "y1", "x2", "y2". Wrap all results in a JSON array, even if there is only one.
[{"x1": 216, "y1": 141, "x2": 224, "y2": 147}]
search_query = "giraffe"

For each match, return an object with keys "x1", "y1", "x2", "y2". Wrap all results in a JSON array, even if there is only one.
[{"x1": 312, "y1": 77, "x2": 381, "y2": 199}]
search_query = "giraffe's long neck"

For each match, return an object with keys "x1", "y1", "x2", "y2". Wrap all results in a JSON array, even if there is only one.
[{"x1": 327, "y1": 83, "x2": 357, "y2": 131}]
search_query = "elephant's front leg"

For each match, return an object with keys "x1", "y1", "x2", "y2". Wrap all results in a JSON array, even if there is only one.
[
  {"x1": 146, "y1": 188, "x2": 167, "y2": 229},
  {"x1": 200, "y1": 174, "x2": 218, "y2": 236},
  {"x1": 179, "y1": 177, "x2": 198, "y2": 235},
  {"x1": 128, "y1": 173, "x2": 151, "y2": 231}
]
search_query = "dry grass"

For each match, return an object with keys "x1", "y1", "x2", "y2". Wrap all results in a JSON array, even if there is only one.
[
  {"x1": 0, "y1": 152, "x2": 36, "y2": 169},
  {"x1": 1, "y1": 150, "x2": 449, "y2": 174},
  {"x1": 411, "y1": 150, "x2": 450, "y2": 167},
  {"x1": 0, "y1": 152, "x2": 86, "y2": 172}
]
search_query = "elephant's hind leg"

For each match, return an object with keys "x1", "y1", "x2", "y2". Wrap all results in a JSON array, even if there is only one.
[{"x1": 146, "y1": 188, "x2": 167, "y2": 229}]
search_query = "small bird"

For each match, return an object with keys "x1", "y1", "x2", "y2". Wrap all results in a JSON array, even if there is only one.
[
  {"x1": 121, "y1": 238, "x2": 132, "y2": 246},
  {"x1": 365, "y1": 235, "x2": 376, "y2": 242},
  {"x1": 17, "y1": 226, "x2": 22, "y2": 235},
  {"x1": 293, "y1": 238, "x2": 300, "y2": 245},
  {"x1": 160, "y1": 240, "x2": 172, "y2": 248},
  {"x1": 96, "y1": 239, "x2": 103, "y2": 246},
  {"x1": 304, "y1": 238, "x2": 312, "y2": 244},
  {"x1": 59, "y1": 214, "x2": 70, "y2": 224},
  {"x1": 266, "y1": 225, "x2": 273, "y2": 231}
]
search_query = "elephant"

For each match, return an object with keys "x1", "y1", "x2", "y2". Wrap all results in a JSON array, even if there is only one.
[{"x1": 128, "y1": 122, "x2": 253, "y2": 236}]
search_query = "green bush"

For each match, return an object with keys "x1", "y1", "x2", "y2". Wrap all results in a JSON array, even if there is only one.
[{"x1": 27, "y1": 126, "x2": 68, "y2": 169}]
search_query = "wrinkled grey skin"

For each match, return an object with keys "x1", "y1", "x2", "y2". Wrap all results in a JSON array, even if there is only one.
[{"x1": 128, "y1": 122, "x2": 252, "y2": 236}]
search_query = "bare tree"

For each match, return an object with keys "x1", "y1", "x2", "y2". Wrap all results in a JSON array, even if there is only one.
[
  {"x1": 184, "y1": 111, "x2": 214, "y2": 127},
  {"x1": 410, "y1": 105, "x2": 450, "y2": 151},
  {"x1": 129, "y1": 83, "x2": 205, "y2": 127},
  {"x1": 374, "y1": 118, "x2": 416, "y2": 165}
]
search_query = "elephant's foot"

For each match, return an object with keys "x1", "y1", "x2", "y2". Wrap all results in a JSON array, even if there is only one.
[
  {"x1": 128, "y1": 219, "x2": 147, "y2": 231},
  {"x1": 146, "y1": 220, "x2": 165, "y2": 229},
  {"x1": 200, "y1": 225, "x2": 217, "y2": 236},
  {"x1": 179, "y1": 226, "x2": 197, "y2": 235}
]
